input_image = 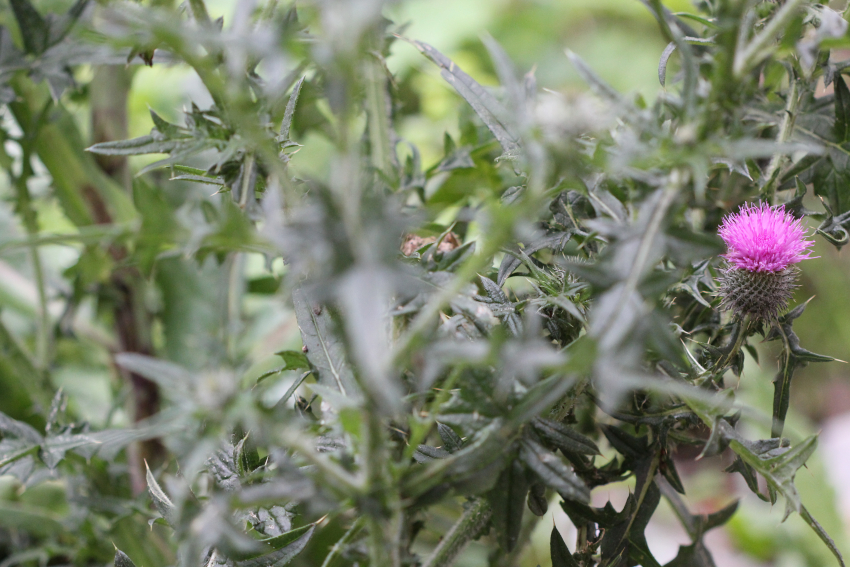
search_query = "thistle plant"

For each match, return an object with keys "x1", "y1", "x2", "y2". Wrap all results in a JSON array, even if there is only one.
[
  {"x1": 718, "y1": 202, "x2": 816, "y2": 321},
  {"x1": 2, "y1": 0, "x2": 850, "y2": 566}
]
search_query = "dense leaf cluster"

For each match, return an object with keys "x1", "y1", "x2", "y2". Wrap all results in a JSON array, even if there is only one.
[{"x1": 0, "y1": 0, "x2": 849, "y2": 566}]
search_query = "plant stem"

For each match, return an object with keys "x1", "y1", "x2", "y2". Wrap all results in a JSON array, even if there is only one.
[
  {"x1": 225, "y1": 253, "x2": 245, "y2": 362},
  {"x1": 12, "y1": 169, "x2": 49, "y2": 369},
  {"x1": 622, "y1": 454, "x2": 660, "y2": 537},
  {"x1": 657, "y1": 476, "x2": 697, "y2": 540},
  {"x1": 28, "y1": 245, "x2": 48, "y2": 369},
  {"x1": 91, "y1": 63, "x2": 164, "y2": 494},
  {"x1": 734, "y1": 0, "x2": 806, "y2": 78},
  {"x1": 594, "y1": 173, "x2": 682, "y2": 345},
  {"x1": 278, "y1": 429, "x2": 363, "y2": 493},
  {"x1": 364, "y1": 53, "x2": 396, "y2": 182},
  {"x1": 320, "y1": 517, "x2": 364, "y2": 567},
  {"x1": 714, "y1": 316, "x2": 751, "y2": 373},
  {"x1": 647, "y1": 0, "x2": 697, "y2": 114},
  {"x1": 238, "y1": 153, "x2": 255, "y2": 208},
  {"x1": 771, "y1": 321, "x2": 793, "y2": 438},
  {"x1": 763, "y1": 78, "x2": 800, "y2": 203},
  {"x1": 576, "y1": 524, "x2": 588, "y2": 557},
  {"x1": 421, "y1": 499, "x2": 493, "y2": 567},
  {"x1": 9, "y1": 97, "x2": 50, "y2": 368},
  {"x1": 364, "y1": 408, "x2": 402, "y2": 567},
  {"x1": 225, "y1": 154, "x2": 255, "y2": 361}
]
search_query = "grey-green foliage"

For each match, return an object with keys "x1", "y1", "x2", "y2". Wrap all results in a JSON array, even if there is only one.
[{"x1": 0, "y1": 0, "x2": 848, "y2": 566}]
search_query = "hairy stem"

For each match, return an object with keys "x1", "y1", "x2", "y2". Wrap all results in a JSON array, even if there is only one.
[
  {"x1": 763, "y1": 78, "x2": 801, "y2": 202},
  {"x1": 421, "y1": 499, "x2": 493, "y2": 567},
  {"x1": 320, "y1": 517, "x2": 364, "y2": 567}
]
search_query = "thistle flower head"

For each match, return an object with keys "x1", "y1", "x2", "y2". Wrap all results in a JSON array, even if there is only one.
[
  {"x1": 717, "y1": 202, "x2": 816, "y2": 321},
  {"x1": 719, "y1": 202, "x2": 815, "y2": 272}
]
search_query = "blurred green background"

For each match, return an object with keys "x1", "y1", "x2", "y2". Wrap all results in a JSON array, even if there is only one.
[{"x1": 2, "y1": 0, "x2": 850, "y2": 565}]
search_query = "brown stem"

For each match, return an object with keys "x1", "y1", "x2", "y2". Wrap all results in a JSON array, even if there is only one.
[
  {"x1": 90, "y1": 66, "x2": 132, "y2": 188},
  {"x1": 91, "y1": 64, "x2": 164, "y2": 494}
]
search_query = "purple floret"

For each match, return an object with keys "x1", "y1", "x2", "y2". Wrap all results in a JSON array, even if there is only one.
[{"x1": 719, "y1": 202, "x2": 815, "y2": 272}]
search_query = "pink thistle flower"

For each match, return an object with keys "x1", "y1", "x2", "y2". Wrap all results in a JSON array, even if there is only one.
[
  {"x1": 717, "y1": 202, "x2": 816, "y2": 320},
  {"x1": 719, "y1": 202, "x2": 815, "y2": 273}
]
